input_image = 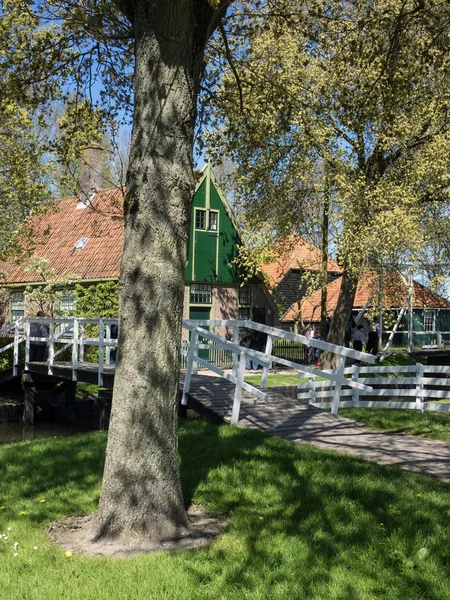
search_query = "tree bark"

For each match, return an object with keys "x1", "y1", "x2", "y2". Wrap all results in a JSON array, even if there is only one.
[
  {"x1": 320, "y1": 194, "x2": 329, "y2": 340},
  {"x1": 96, "y1": 1, "x2": 218, "y2": 541},
  {"x1": 321, "y1": 269, "x2": 358, "y2": 369}
]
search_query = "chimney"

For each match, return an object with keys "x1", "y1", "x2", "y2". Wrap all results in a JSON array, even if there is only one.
[{"x1": 79, "y1": 144, "x2": 104, "y2": 200}]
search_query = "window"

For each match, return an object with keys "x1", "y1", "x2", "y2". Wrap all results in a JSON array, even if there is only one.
[
  {"x1": 74, "y1": 237, "x2": 89, "y2": 250},
  {"x1": 11, "y1": 291, "x2": 25, "y2": 322},
  {"x1": 195, "y1": 210, "x2": 206, "y2": 230},
  {"x1": 239, "y1": 285, "x2": 252, "y2": 305},
  {"x1": 208, "y1": 211, "x2": 218, "y2": 231},
  {"x1": 239, "y1": 307, "x2": 250, "y2": 320},
  {"x1": 60, "y1": 294, "x2": 75, "y2": 313},
  {"x1": 190, "y1": 284, "x2": 212, "y2": 304},
  {"x1": 424, "y1": 310, "x2": 436, "y2": 332}
]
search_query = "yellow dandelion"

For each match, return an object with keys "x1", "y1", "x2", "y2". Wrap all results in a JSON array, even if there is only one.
[
  {"x1": 259, "y1": 516, "x2": 264, "y2": 521},
  {"x1": 416, "y1": 494, "x2": 422, "y2": 498},
  {"x1": 65, "y1": 551, "x2": 73, "y2": 558},
  {"x1": 19, "y1": 511, "x2": 28, "y2": 515},
  {"x1": 39, "y1": 499, "x2": 46, "y2": 503},
  {"x1": 0, "y1": 506, "x2": 5, "y2": 510}
]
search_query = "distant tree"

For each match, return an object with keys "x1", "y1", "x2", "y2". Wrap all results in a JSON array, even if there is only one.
[{"x1": 207, "y1": 0, "x2": 450, "y2": 365}]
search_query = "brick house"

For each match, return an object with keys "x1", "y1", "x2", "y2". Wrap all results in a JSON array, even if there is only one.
[
  {"x1": 0, "y1": 155, "x2": 275, "y2": 334},
  {"x1": 261, "y1": 240, "x2": 450, "y2": 343},
  {"x1": 260, "y1": 235, "x2": 342, "y2": 329}
]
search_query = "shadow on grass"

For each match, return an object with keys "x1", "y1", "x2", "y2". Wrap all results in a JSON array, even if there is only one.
[
  {"x1": 1, "y1": 421, "x2": 450, "y2": 598},
  {"x1": 179, "y1": 420, "x2": 450, "y2": 599}
]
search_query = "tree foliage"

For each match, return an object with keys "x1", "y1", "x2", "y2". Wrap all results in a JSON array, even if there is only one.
[{"x1": 206, "y1": 0, "x2": 450, "y2": 349}]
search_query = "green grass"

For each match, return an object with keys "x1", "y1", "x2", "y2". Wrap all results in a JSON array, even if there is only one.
[
  {"x1": 1, "y1": 422, "x2": 450, "y2": 599},
  {"x1": 245, "y1": 373, "x2": 300, "y2": 387},
  {"x1": 339, "y1": 408, "x2": 450, "y2": 441}
]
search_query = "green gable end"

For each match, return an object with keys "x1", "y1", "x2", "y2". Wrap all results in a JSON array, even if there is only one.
[{"x1": 186, "y1": 168, "x2": 241, "y2": 284}]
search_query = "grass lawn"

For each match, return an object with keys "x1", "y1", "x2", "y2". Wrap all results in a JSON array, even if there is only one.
[
  {"x1": 245, "y1": 372, "x2": 300, "y2": 387},
  {"x1": 338, "y1": 408, "x2": 450, "y2": 442},
  {"x1": 1, "y1": 422, "x2": 450, "y2": 599}
]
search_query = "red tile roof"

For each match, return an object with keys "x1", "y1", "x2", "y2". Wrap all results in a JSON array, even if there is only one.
[
  {"x1": 2, "y1": 189, "x2": 124, "y2": 284},
  {"x1": 260, "y1": 235, "x2": 341, "y2": 286},
  {"x1": 282, "y1": 272, "x2": 450, "y2": 322}
]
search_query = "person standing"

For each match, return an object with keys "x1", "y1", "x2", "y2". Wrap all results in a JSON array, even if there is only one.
[
  {"x1": 29, "y1": 311, "x2": 48, "y2": 362},
  {"x1": 352, "y1": 324, "x2": 365, "y2": 352},
  {"x1": 365, "y1": 325, "x2": 379, "y2": 356},
  {"x1": 305, "y1": 325, "x2": 315, "y2": 364}
]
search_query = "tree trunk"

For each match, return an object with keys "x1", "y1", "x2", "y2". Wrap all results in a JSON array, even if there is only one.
[
  {"x1": 321, "y1": 269, "x2": 358, "y2": 369},
  {"x1": 320, "y1": 194, "x2": 329, "y2": 340},
  {"x1": 96, "y1": 1, "x2": 216, "y2": 541}
]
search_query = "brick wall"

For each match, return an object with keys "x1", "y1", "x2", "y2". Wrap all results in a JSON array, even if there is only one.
[{"x1": 213, "y1": 285, "x2": 239, "y2": 339}]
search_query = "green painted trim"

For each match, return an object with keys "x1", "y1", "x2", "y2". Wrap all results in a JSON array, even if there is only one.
[{"x1": 5, "y1": 277, "x2": 118, "y2": 288}]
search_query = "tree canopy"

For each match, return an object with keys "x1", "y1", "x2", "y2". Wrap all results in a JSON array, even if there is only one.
[{"x1": 206, "y1": 0, "x2": 450, "y2": 349}]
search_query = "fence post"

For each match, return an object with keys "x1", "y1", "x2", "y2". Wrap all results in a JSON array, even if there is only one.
[
  {"x1": 48, "y1": 319, "x2": 55, "y2": 376},
  {"x1": 79, "y1": 323, "x2": 85, "y2": 362},
  {"x1": 25, "y1": 320, "x2": 30, "y2": 367},
  {"x1": 231, "y1": 350, "x2": 246, "y2": 424},
  {"x1": 105, "y1": 323, "x2": 111, "y2": 365},
  {"x1": 331, "y1": 355, "x2": 345, "y2": 416},
  {"x1": 232, "y1": 326, "x2": 239, "y2": 377},
  {"x1": 72, "y1": 318, "x2": 78, "y2": 382},
  {"x1": 308, "y1": 373, "x2": 316, "y2": 405},
  {"x1": 352, "y1": 364, "x2": 360, "y2": 406},
  {"x1": 182, "y1": 329, "x2": 198, "y2": 406},
  {"x1": 261, "y1": 334, "x2": 273, "y2": 389},
  {"x1": 416, "y1": 362, "x2": 424, "y2": 413},
  {"x1": 13, "y1": 320, "x2": 19, "y2": 376},
  {"x1": 98, "y1": 318, "x2": 104, "y2": 387}
]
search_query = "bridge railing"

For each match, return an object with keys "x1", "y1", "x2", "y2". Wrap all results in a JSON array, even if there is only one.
[
  {"x1": 182, "y1": 320, "x2": 376, "y2": 423},
  {"x1": 0, "y1": 318, "x2": 25, "y2": 376},
  {"x1": 24, "y1": 317, "x2": 118, "y2": 386}
]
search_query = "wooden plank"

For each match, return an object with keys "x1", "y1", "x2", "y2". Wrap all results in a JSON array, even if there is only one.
[
  {"x1": 193, "y1": 355, "x2": 268, "y2": 401},
  {"x1": 423, "y1": 403, "x2": 450, "y2": 413}
]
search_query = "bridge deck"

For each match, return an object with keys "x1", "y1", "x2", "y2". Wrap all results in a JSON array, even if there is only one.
[
  {"x1": 25, "y1": 361, "x2": 115, "y2": 388},
  {"x1": 185, "y1": 373, "x2": 450, "y2": 484}
]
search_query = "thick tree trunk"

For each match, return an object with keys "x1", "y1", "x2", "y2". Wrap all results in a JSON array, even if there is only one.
[
  {"x1": 321, "y1": 269, "x2": 358, "y2": 369},
  {"x1": 96, "y1": 1, "x2": 215, "y2": 541}
]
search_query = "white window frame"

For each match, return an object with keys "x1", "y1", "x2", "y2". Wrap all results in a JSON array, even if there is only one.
[
  {"x1": 423, "y1": 309, "x2": 436, "y2": 332},
  {"x1": 190, "y1": 283, "x2": 212, "y2": 304}
]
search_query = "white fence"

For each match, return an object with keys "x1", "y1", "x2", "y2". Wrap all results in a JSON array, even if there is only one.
[
  {"x1": 0, "y1": 317, "x2": 118, "y2": 386},
  {"x1": 300, "y1": 363, "x2": 450, "y2": 414},
  {"x1": 181, "y1": 319, "x2": 376, "y2": 423}
]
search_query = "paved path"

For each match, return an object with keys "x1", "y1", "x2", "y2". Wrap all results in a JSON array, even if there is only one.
[{"x1": 183, "y1": 374, "x2": 450, "y2": 483}]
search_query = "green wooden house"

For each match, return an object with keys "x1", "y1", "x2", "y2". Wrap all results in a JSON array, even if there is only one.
[{"x1": 183, "y1": 165, "x2": 274, "y2": 330}]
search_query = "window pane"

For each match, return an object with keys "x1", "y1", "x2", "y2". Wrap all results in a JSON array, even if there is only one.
[
  {"x1": 239, "y1": 285, "x2": 251, "y2": 305},
  {"x1": 208, "y1": 211, "x2": 218, "y2": 231},
  {"x1": 12, "y1": 291, "x2": 24, "y2": 309},
  {"x1": 195, "y1": 210, "x2": 206, "y2": 230},
  {"x1": 424, "y1": 310, "x2": 435, "y2": 332},
  {"x1": 190, "y1": 284, "x2": 212, "y2": 304},
  {"x1": 60, "y1": 295, "x2": 75, "y2": 312},
  {"x1": 11, "y1": 292, "x2": 24, "y2": 324},
  {"x1": 239, "y1": 307, "x2": 250, "y2": 320}
]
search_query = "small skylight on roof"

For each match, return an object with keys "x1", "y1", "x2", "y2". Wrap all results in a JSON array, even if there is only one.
[{"x1": 74, "y1": 237, "x2": 89, "y2": 250}]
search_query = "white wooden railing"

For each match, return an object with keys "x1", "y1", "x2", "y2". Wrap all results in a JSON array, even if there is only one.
[
  {"x1": 301, "y1": 363, "x2": 450, "y2": 414},
  {"x1": 181, "y1": 320, "x2": 376, "y2": 423},
  {"x1": 0, "y1": 317, "x2": 24, "y2": 376},
  {"x1": 0, "y1": 317, "x2": 118, "y2": 386}
]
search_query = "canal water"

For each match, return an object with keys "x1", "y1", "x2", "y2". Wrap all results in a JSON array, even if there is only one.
[
  {"x1": 0, "y1": 383, "x2": 102, "y2": 444},
  {"x1": 0, "y1": 420, "x2": 101, "y2": 444}
]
